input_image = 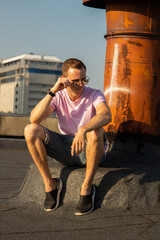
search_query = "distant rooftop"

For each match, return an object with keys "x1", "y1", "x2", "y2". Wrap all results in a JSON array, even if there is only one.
[{"x1": 1, "y1": 53, "x2": 62, "y2": 64}]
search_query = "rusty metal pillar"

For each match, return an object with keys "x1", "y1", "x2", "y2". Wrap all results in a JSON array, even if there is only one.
[{"x1": 83, "y1": 0, "x2": 160, "y2": 145}]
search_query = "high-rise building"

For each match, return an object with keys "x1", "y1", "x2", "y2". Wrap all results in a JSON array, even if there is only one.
[{"x1": 0, "y1": 54, "x2": 62, "y2": 114}]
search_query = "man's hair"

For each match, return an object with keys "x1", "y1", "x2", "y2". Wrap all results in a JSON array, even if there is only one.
[{"x1": 62, "y1": 58, "x2": 86, "y2": 77}]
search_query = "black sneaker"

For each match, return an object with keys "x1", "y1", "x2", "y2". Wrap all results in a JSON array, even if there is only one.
[
  {"x1": 44, "y1": 178, "x2": 63, "y2": 212},
  {"x1": 75, "y1": 184, "x2": 96, "y2": 216}
]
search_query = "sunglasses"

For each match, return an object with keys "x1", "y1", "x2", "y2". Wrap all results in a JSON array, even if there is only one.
[{"x1": 69, "y1": 76, "x2": 90, "y2": 86}]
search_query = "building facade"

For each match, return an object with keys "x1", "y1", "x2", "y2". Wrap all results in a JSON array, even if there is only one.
[{"x1": 0, "y1": 54, "x2": 62, "y2": 114}]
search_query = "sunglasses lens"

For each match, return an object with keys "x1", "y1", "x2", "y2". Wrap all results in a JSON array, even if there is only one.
[
  {"x1": 72, "y1": 77, "x2": 89, "y2": 86},
  {"x1": 72, "y1": 82, "x2": 78, "y2": 86},
  {"x1": 83, "y1": 79, "x2": 89, "y2": 84}
]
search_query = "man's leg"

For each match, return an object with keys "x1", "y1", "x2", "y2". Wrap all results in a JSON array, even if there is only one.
[
  {"x1": 24, "y1": 123, "x2": 57, "y2": 192},
  {"x1": 80, "y1": 128, "x2": 105, "y2": 196},
  {"x1": 75, "y1": 128, "x2": 105, "y2": 215}
]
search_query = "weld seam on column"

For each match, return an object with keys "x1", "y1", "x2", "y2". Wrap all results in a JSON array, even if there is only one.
[{"x1": 104, "y1": 32, "x2": 160, "y2": 39}]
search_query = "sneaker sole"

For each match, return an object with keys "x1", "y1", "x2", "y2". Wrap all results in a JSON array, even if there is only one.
[
  {"x1": 44, "y1": 178, "x2": 63, "y2": 212},
  {"x1": 75, "y1": 184, "x2": 96, "y2": 216}
]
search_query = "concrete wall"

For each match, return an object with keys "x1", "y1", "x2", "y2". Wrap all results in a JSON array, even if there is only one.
[{"x1": 0, "y1": 115, "x2": 60, "y2": 137}]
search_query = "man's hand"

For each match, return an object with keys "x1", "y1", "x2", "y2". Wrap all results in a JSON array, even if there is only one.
[
  {"x1": 71, "y1": 128, "x2": 86, "y2": 156},
  {"x1": 50, "y1": 76, "x2": 70, "y2": 93}
]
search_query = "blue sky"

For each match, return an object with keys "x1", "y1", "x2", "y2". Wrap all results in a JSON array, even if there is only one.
[{"x1": 0, "y1": 0, "x2": 106, "y2": 91}]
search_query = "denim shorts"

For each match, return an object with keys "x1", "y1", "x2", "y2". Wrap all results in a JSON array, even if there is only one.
[{"x1": 43, "y1": 127, "x2": 107, "y2": 167}]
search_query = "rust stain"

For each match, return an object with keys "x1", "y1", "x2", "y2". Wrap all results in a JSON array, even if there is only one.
[
  {"x1": 127, "y1": 40, "x2": 143, "y2": 47},
  {"x1": 123, "y1": 61, "x2": 132, "y2": 79},
  {"x1": 124, "y1": 13, "x2": 135, "y2": 29},
  {"x1": 122, "y1": 44, "x2": 128, "y2": 59},
  {"x1": 122, "y1": 44, "x2": 132, "y2": 79}
]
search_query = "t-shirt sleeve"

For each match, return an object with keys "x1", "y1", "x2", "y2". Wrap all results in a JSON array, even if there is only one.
[
  {"x1": 50, "y1": 96, "x2": 57, "y2": 111},
  {"x1": 93, "y1": 90, "x2": 106, "y2": 109}
]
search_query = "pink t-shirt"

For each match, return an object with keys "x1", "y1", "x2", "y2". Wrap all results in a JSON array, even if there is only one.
[{"x1": 50, "y1": 86, "x2": 106, "y2": 136}]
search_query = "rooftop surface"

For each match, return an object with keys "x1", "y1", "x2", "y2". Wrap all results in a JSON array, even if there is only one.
[
  {"x1": 1, "y1": 53, "x2": 62, "y2": 64},
  {"x1": 0, "y1": 138, "x2": 160, "y2": 240}
]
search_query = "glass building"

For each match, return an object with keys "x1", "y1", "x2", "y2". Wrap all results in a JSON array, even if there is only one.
[{"x1": 0, "y1": 54, "x2": 62, "y2": 114}]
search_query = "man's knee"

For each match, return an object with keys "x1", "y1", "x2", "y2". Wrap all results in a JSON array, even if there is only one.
[
  {"x1": 87, "y1": 128, "x2": 105, "y2": 143},
  {"x1": 24, "y1": 123, "x2": 44, "y2": 142}
]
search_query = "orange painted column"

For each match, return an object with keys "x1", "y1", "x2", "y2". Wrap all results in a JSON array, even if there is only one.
[{"x1": 83, "y1": 1, "x2": 160, "y2": 140}]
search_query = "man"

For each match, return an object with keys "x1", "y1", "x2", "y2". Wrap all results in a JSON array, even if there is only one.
[{"x1": 24, "y1": 58, "x2": 111, "y2": 215}]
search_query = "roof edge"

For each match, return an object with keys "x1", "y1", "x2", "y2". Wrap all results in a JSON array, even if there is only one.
[{"x1": 1, "y1": 54, "x2": 62, "y2": 64}]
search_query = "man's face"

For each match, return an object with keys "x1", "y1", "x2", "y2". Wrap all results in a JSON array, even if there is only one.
[{"x1": 67, "y1": 67, "x2": 86, "y2": 95}]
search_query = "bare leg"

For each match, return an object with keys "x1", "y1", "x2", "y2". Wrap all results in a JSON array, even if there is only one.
[
  {"x1": 80, "y1": 128, "x2": 105, "y2": 195},
  {"x1": 24, "y1": 123, "x2": 57, "y2": 192}
]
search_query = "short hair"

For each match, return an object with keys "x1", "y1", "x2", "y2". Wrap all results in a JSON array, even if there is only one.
[{"x1": 62, "y1": 58, "x2": 86, "y2": 77}]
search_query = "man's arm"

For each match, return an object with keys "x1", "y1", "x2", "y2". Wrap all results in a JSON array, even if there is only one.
[
  {"x1": 71, "y1": 102, "x2": 111, "y2": 156},
  {"x1": 30, "y1": 95, "x2": 54, "y2": 124},
  {"x1": 30, "y1": 76, "x2": 69, "y2": 124},
  {"x1": 80, "y1": 102, "x2": 111, "y2": 133}
]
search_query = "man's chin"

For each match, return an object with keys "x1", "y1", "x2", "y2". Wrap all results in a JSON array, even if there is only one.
[{"x1": 73, "y1": 86, "x2": 84, "y2": 93}]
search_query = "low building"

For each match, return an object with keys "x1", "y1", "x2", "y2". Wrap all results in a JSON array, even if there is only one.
[{"x1": 0, "y1": 54, "x2": 62, "y2": 114}]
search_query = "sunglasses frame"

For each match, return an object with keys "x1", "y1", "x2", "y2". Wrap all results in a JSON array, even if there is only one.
[{"x1": 70, "y1": 76, "x2": 90, "y2": 86}]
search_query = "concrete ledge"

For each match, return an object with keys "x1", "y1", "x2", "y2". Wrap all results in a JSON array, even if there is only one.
[
  {"x1": 10, "y1": 151, "x2": 160, "y2": 211},
  {"x1": 0, "y1": 115, "x2": 60, "y2": 137}
]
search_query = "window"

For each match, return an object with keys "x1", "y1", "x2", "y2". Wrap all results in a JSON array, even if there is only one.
[
  {"x1": 57, "y1": 63, "x2": 63, "y2": 69},
  {"x1": 1, "y1": 77, "x2": 15, "y2": 83},
  {"x1": 26, "y1": 68, "x2": 62, "y2": 75},
  {"x1": 0, "y1": 70, "x2": 15, "y2": 77},
  {"x1": 3, "y1": 60, "x2": 19, "y2": 67}
]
